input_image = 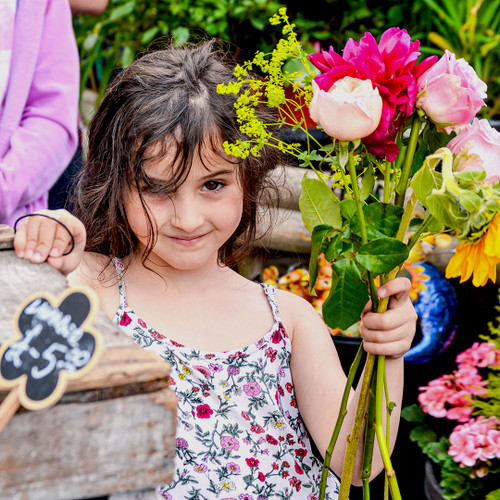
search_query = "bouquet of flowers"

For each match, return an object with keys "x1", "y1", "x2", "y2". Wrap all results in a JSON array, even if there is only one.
[
  {"x1": 403, "y1": 296, "x2": 500, "y2": 500},
  {"x1": 218, "y1": 7, "x2": 500, "y2": 499}
]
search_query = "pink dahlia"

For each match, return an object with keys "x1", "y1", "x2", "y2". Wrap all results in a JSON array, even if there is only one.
[{"x1": 308, "y1": 28, "x2": 437, "y2": 161}]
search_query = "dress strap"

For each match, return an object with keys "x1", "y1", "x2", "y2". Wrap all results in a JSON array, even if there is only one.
[
  {"x1": 261, "y1": 283, "x2": 282, "y2": 324},
  {"x1": 112, "y1": 257, "x2": 128, "y2": 310}
]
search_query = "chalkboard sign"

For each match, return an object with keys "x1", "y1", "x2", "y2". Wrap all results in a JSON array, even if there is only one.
[{"x1": 0, "y1": 288, "x2": 102, "y2": 410}]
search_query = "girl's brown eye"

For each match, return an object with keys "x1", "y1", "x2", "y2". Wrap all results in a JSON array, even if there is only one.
[{"x1": 203, "y1": 180, "x2": 224, "y2": 191}]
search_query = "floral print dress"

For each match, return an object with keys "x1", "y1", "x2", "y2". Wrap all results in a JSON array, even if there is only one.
[{"x1": 112, "y1": 258, "x2": 340, "y2": 499}]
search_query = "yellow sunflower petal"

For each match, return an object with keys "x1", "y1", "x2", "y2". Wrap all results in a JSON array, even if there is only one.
[
  {"x1": 465, "y1": 242, "x2": 482, "y2": 283},
  {"x1": 446, "y1": 243, "x2": 472, "y2": 281},
  {"x1": 484, "y1": 215, "x2": 500, "y2": 259},
  {"x1": 472, "y1": 251, "x2": 491, "y2": 287}
]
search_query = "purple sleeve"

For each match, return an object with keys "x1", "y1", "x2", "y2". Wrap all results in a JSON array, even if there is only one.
[{"x1": 0, "y1": 0, "x2": 79, "y2": 226}]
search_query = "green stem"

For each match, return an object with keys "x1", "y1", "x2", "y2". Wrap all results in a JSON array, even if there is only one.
[
  {"x1": 395, "y1": 193, "x2": 417, "y2": 242},
  {"x1": 361, "y1": 363, "x2": 378, "y2": 494},
  {"x1": 383, "y1": 161, "x2": 392, "y2": 204},
  {"x1": 374, "y1": 355, "x2": 402, "y2": 500},
  {"x1": 346, "y1": 152, "x2": 378, "y2": 310},
  {"x1": 395, "y1": 115, "x2": 422, "y2": 207},
  {"x1": 407, "y1": 214, "x2": 437, "y2": 251},
  {"x1": 338, "y1": 353, "x2": 377, "y2": 500},
  {"x1": 383, "y1": 361, "x2": 390, "y2": 500},
  {"x1": 319, "y1": 343, "x2": 365, "y2": 498}
]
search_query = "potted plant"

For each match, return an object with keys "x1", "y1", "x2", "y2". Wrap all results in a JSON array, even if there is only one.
[{"x1": 402, "y1": 294, "x2": 500, "y2": 499}]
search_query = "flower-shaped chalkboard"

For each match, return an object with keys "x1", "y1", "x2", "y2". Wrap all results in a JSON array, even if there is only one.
[{"x1": 0, "y1": 288, "x2": 101, "y2": 411}]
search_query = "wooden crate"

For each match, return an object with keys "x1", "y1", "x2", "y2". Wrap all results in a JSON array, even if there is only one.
[{"x1": 0, "y1": 230, "x2": 176, "y2": 500}]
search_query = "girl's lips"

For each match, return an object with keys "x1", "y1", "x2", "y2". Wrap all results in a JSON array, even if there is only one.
[{"x1": 169, "y1": 234, "x2": 207, "y2": 246}]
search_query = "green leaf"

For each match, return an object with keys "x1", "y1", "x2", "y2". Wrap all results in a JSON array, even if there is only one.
[
  {"x1": 411, "y1": 158, "x2": 443, "y2": 208},
  {"x1": 172, "y1": 27, "x2": 190, "y2": 45},
  {"x1": 120, "y1": 45, "x2": 135, "y2": 68},
  {"x1": 322, "y1": 259, "x2": 369, "y2": 330},
  {"x1": 426, "y1": 193, "x2": 464, "y2": 230},
  {"x1": 309, "y1": 225, "x2": 332, "y2": 294},
  {"x1": 141, "y1": 26, "x2": 160, "y2": 45},
  {"x1": 360, "y1": 165, "x2": 375, "y2": 201},
  {"x1": 454, "y1": 169, "x2": 486, "y2": 182},
  {"x1": 459, "y1": 191, "x2": 481, "y2": 212},
  {"x1": 486, "y1": 489, "x2": 500, "y2": 500},
  {"x1": 109, "y1": 1, "x2": 136, "y2": 22},
  {"x1": 340, "y1": 199, "x2": 357, "y2": 220},
  {"x1": 356, "y1": 238, "x2": 409, "y2": 274},
  {"x1": 401, "y1": 404, "x2": 426, "y2": 423},
  {"x1": 409, "y1": 424, "x2": 437, "y2": 448},
  {"x1": 425, "y1": 212, "x2": 445, "y2": 232},
  {"x1": 351, "y1": 203, "x2": 404, "y2": 240},
  {"x1": 299, "y1": 176, "x2": 341, "y2": 234},
  {"x1": 83, "y1": 32, "x2": 99, "y2": 52},
  {"x1": 324, "y1": 231, "x2": 343, "y2": 261}
]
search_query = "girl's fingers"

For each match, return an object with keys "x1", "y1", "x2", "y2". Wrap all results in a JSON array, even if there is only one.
[
  {"x1": 13, "y1": 210, "x2": 86, "y2": 274},
  {"x1": 376, "y1": 277, "x2": 412, "y2": 307},
  {"x1": 28, "y1": 214, "x2": 59, "y2": 263}
]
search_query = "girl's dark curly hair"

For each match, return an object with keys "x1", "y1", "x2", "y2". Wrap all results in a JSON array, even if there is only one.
[{"x1": 73, "y1": 40, "x2": 282, "y2": 272}]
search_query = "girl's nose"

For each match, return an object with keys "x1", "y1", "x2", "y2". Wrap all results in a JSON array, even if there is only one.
[{"x1": 170, "y1": 194, "x2": 204, "y2": 232}]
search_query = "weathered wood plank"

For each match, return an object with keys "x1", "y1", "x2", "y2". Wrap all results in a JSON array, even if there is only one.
[
  {"x1": 0, "y1": 388, "x2": 176, "y2": 500},
  {"x1": 256, "y1": 207, "x2": 311, "y2": 253}
]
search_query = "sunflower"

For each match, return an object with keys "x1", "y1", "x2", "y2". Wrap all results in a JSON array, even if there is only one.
[{"x1": 446, "y1": 214, "x2": 500, "y2": 286}]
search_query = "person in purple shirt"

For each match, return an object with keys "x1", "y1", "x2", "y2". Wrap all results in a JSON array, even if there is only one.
[{"x1": 0, "y1": 0, "x2": 80, "y2": 227}]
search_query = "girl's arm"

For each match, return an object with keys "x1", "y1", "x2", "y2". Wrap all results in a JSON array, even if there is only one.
[
  {"x1": 13, "y1": 209, "x2": 86, "y2": 276},
  {"x1": 280, "y1": 277, "x2": 416, "y2": 484}
]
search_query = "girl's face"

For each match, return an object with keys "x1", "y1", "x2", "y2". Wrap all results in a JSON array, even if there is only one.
[{"x1": 124, "y1": 146, "x2": 244, "y2": 272}]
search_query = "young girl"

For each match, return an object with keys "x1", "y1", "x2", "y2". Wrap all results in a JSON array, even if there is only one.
[{"x1": 14, "y1": 41, "x2": 417, "y2": 499}]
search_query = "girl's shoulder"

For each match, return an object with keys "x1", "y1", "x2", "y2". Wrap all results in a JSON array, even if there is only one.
[
  {"x1": 66, "y1": 251, "x2": 119, "y2": 319},
  {"x1": 273, "y1": 287, "x2": 324, "y2": 342}
]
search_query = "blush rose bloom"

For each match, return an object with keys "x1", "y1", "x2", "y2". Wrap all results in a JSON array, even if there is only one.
[
  {"x1": 417, "y1": 50, "x2": 487, "y2": 133},
  {"x1": 309, "y1": 76, "x2": 382, "y2": 141},
  {"x1": 447, "y1": 118, "x2": 500, "y2": 184}
]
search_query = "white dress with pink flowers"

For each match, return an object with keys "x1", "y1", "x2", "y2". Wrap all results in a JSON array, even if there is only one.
[{"x1": 112, "y1": 257, "x2": 340, "y2": 499}]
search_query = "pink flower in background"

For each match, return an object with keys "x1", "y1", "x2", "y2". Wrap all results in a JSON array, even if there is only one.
[
  {"x1": 456, "y1": 341, "x2": 500, "y2": 369},
  {"x1": 449, "y1": 416, "x2": 500, "y2": 467},
  {"x1": 417, "y1": 50, "x2": 487, "y2": 133},
  {"x1": 448, "y1": 119, "x2": 500, "y2": 184},
  {"x1": 454, "y1": 366, "x2": 489, "y2": 396},
  {"x1": 418, "y1": 365, "x2": 488, "y2": 423},
  {"x1": 308, "y1": 77, "x2": 382, "y2": 140},
  {"x1": 309, "y1": 28, "x2": 437, "y2": 161}
]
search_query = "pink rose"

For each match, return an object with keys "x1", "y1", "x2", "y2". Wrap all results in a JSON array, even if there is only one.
[
  {"x1": 417, "y1": 50, "x2": 487, "y2": 133},
  {"x1": 447, "y1": 118, "x2": 500, "y2": 184},
  {"x1": 309, "y1": 28, "x2": 437, "y2": 160},
  {"x1": 308, "y1": 77, "x2": 382, "y2": 141}
]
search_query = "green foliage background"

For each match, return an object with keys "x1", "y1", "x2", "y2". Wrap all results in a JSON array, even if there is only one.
[{"x1": 74, "y1": 0, "x2": 499, "y2": 111}]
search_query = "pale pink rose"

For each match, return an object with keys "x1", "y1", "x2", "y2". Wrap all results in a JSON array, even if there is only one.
[
  {"x1": 448, "y1": 118, "x2": 500, "y2": 184},
  {"x1": 309, "y1": 76, "x2": 383, "y2": 141},
  {"x1": 416, "y1": 50, "x2": 487, "y2": 133}
]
